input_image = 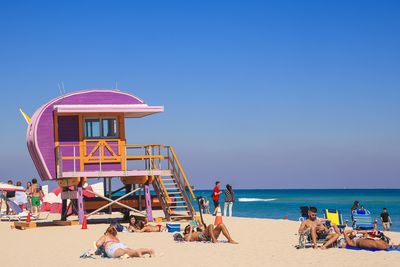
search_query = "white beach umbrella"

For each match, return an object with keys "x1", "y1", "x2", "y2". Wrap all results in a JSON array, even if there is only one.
[
  {"x1": 89, "y1": 182, "x2": 104, "y2": 197},
  {"x1": 43, "y1": 192, "x2": 62, "y2": 204},
  {"x1": 0, "y1": 182, "x2": 25, "y2": 192}
]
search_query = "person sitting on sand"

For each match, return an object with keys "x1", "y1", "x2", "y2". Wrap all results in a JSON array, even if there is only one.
[
  {"x1": 298, "y1": 206, "x2": 340, "y2": 249},
  {"x1": 183, "y1": 223, "x2": 238, "y2": 244},
  {"x1": 96, "y1": 225, "x2": 155, "y2": 258},
  {"x1": 341, "y1": 229, "x2": 395, "y2": 250},
  {"x1": 127, "y1": 215, "x2": 165, "y2": 233}
]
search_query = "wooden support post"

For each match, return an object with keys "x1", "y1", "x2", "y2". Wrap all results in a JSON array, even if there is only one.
[
  {"x1": 108, "y1": 178, "x2": 112, "y2": 214},
  {"x1": 61, "y1": 188, "x2": 68, "y2": 221},
  {"x1": 144, "y1": 184, "x2": 153, "y2": 222},
  {"x1": 77, "y1": 186, "x2": 84, "y2": 224},
  {"x1": 103, "y1": 178, "x2": 107, "y2": 195},
  {"x1": 138, "y1": 186, "x2": 142, "y2": 211},
  {"x1": 123, "y1": 183, "x2": 132, "y2": 220}
]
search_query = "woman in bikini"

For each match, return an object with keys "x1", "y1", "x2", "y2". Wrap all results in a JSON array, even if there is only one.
[
  {"x1": 183, "y1": 223, "x2": 238, "y2": 244},
  {"x1": 127, "y1": 215, "x2": 165, "y2": 233},
  {"x1": 96, "y1": 225, "x2": 155, "y2": 258},
  {"x1": 342, "y1": 230, "x2": 393, "y2": 250}
]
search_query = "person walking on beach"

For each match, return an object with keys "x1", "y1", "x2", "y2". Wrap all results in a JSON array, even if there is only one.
[
  {"x1": 211, "y1": 181, "x2": 222, "y2": 213},
  {"x1": 380, "y1": 208, "x2": 392, "y2": 231},
  {"x1": 224, "y1": 184, "x2": 234, "y2": 217}
]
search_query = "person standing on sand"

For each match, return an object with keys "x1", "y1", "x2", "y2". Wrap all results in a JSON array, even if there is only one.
[
  {"x1": 5, "y1": 180, "x2": 15, "y2": 215},
  {"x1": 224, "y1": 184, "x2": 234, "y2": 217},
  {"x1": 381, "y1": 208, "x2": 392, "y2": 231},
  {"x1": 31, "y1": 178, "x2": 41, "y2": 214},
  {"x1": 350, "y1": 200, "x2": 359, "y2": 214},
  {"x1": 211, "y1": 181, "x2": 222, "y2": 213},
  {"x1": 26, "y1": 182, "x2": 32, "y2": 211},
  {"x1": 14, "y1": 181, "x2": 27, "y2": 209}
]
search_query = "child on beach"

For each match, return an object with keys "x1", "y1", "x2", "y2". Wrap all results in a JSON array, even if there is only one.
[
  {"x1": 199, "y1": 197, "x2": 211, "y2": 214},
  {"x1": 96, "y1": 225, "x2": 155, "y2": 258}
]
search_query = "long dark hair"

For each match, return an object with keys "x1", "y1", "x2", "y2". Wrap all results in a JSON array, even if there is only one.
[
  {"x1": 226, "y1": 184, "x2": 233, "y2": 194},
  {"x1": 129, "y1": 215, "x2": 145, "y2": 229},
  {"x1": 351, "y1": 201, "x2": 359, "y2": 211}
]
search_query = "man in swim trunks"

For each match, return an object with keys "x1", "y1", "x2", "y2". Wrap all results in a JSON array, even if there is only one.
[
  {"x1": 183, "y1": 223, "x2": 238, "y2": 244},
  {"x1": 96, "y1": 225, "x2": 155, "y2": 258},
  {"x1": 30, "y1": 178, "x2": 41, "y2": 214},
  {"x1": 298, "y1": 206, "x2": 340, "y2": 249},
  {"x1": 342, "y1": 230, "x2": 392, "y2": 250}
]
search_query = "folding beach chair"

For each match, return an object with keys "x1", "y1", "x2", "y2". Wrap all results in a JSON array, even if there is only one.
[
  {"x1": 0, "y1": 200, "x2": 49, "y2": 221},
  {"x1": 297, "y1": 227, "x2": 332, "y2": 249},
  {"x1": 323, "y1": 209, "x2": 346, "y2": 232},
  {"x1": 352, "y1": 209, "x2": 374, "y2": 230}
]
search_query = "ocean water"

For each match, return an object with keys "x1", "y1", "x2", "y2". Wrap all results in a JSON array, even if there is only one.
[{"x1": 192, "y1": 189, "x2": 400, "y2": 232}]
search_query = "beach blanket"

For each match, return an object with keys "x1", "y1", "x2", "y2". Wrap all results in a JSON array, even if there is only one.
[
  {"x1": 80, "y1": 249, "x2": 130, "y2": 260},
  {"x1": 346, "y1": 246, "x2": 400, "y2": 252}
]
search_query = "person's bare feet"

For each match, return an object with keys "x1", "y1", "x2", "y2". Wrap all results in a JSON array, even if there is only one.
[
  {"x1": 212, "y1": 238, "x2": 219, "y2": 243},
  {"x1": 149, "y1": 249, "x2": 155, "y2": 257},
  {"x1": 229, "y1": 239, "x2": 239, "y2": 244}
]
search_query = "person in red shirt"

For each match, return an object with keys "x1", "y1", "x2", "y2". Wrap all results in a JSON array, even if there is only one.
[{"x1": 212, "y1": 181, "x2": 222, "y2": 212}]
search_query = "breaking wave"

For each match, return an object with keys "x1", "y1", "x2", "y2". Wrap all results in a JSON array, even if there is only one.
[{"x1": 238, "y1": 198, "x2": 277, "y2": 202}]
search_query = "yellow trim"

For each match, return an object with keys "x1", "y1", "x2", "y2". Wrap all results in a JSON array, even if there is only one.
[{"x1": 19, "y1": 108, "x2": 31, "y2": 124}]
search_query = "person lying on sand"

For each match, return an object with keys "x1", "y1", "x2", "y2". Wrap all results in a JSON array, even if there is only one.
[
  {"x1": 127, "y1": 215, "x2": 165, "y2": 233},
  {"x1": 183, "y1": 223, "x2": 238, "y2": 244},
  {"x1": 298, "y1": 206, "x2": 340, "y2": 249},
  {"x1": 341, "y1": 230, "x2": 396, "y2": 250},
  {"x1": 96, "y1": 225, "x2": 155, "y2": 258}
]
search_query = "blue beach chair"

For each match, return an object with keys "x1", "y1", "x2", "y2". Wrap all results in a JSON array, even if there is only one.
[{"x1": 352, "y1": 209, "x2": 374, "y2": 230}]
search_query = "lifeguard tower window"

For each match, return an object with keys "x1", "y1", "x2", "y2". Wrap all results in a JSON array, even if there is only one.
[{"x1": 84, "y1": 117, "x2": 118, "y2": 138}]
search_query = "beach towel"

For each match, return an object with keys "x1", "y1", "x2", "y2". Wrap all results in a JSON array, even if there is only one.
[{"x1": 346, "y1": 246, "x2": 400, "y2": 252}]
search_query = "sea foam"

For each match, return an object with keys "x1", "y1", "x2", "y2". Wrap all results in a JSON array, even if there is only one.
[{"x1": 238, "y1": 198, "x2": 277, "y2": 202}]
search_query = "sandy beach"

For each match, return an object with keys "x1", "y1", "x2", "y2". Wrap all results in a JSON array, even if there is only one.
[{"x1": 1, "y1": 213, "x2": 399, "y2": 267}]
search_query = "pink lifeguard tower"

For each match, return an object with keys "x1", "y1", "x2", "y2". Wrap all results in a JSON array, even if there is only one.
[{"x1": 26, "y1": 89, "x2": 196, "y2": 222}]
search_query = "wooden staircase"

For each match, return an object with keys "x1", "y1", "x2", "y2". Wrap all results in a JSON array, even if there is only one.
[{"x1": 148, "y1": 146, "x2": 196, "y2": 221}]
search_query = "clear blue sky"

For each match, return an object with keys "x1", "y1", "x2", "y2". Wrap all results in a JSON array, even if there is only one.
[{"x1": 1, "y1": 1, "x2": 399, "y2": 189}]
